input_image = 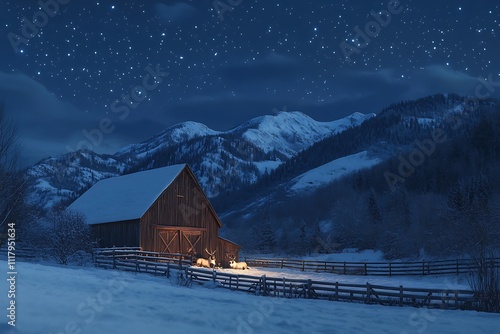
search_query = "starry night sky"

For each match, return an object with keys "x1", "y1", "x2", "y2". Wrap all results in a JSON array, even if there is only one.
[{"x1": 0, "y1": 0, "x2": 499, "y2": 165}]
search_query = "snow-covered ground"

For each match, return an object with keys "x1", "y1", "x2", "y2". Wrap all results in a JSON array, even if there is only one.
[
  {"x1": 1, "y1": 260, "x2": 499, "y2": 334},
  {"x1": 289, "y1": 151, "x2": 382, "y2": 193},
  {"x1": 255, "y1": 249, "x2": 387, "y2": 263}
]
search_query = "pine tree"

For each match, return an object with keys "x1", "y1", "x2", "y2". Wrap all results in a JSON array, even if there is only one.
[
  {"x1": 368, "y1": 189, "x2": 382, "y2": 224},
  {"x1": 296, "y1": 221, "x2": 308, "y2": 255},
  {"x1": 251, "y1": 205, "x2": 276, "y2": 254},
  {"x1": 278, "y1": 229, "x2": 290, "y2": 254},
  {"x1": 447, "y1": 182, "x2": 465, "y2": 210}
]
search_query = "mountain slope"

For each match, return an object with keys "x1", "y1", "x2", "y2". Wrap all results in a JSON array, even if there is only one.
[
  {"x1": 229, "y1": 111, "x2": 371, "y2": 158},
  {"x1": 25, "y1": 111, "x2": 373, "y2": 210},
  {"x1": 117, "y1": 121, "x2": 221, "y2": 160},
  {"x1": 26, "y1": 151, "x2": 130, "y2": 210},
  {"x1": 215, "y1": 94, "x2": 499, "y2": 254},
  {"x1": 288, "y1": 150, "x2": 382, "y2": 193},
  {"x1": 112, "y1": 111, "x2": 374, "y2": 197}
]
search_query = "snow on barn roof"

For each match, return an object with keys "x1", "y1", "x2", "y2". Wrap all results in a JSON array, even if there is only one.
[{"x1": 68, "y1": 164, "x2": 186, "y2": 225}]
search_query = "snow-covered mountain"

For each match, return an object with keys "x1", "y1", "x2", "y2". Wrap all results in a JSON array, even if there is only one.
[
  {"x1": 25, "y1": 111, "x2": 374, "y2": 210},
  {"x1": 26, "y1": 151, "x2": 129, "y2": 210},
  {"x1": 107, "y1": 111, "x2": 373, "y2": 197},
  {"x1": 216, "y1": 94, "x2": 499, "y2": 234},
  {"x1": 117, "y1": 121, "x2": 221, "y2": 160},
  {"x1": 227, "y1": 111, "x2": 371, "y2": 158},
  {"x1": 118, "y1": 111, "x2": 372, "y2": 162}
]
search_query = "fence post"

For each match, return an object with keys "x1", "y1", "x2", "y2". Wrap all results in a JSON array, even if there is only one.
[
  {"x1": 366, "y1": 283, "x2": 371, "y2": 303},
  {"x1": 422, "y1": 261, "x2": 425, "y2": 275},
  {"x1": 302, "y1": 261, "x2": 305, "y2": 271},
  {"x1": 399, "y1": 285, "x2": 403, "y2": 306},
  {"x1": 262, "y1": 275, "x2": 267, "y2": 296},
  {"x1": 456, "y1": 260, "x2": 459, "y2": 275},
  {"x1": 307, "y1": 279, "x2": 312, "y2": 299},
  {"x1": 335, "y1": 282, "x2": 339, "y2": 300},
  {"x1": 166, "y1": 263, "x2": 170, "y2": 278},
  {"x1": 364, "y1": 263, "x2": 368, "y2": 275},
  {"x1": 343, "y1": 261, "x2": 347, "y2": 275},
  {"x1": 212, "y1": 270, "x2": 217, "y2": 283},
  {"x1": 112, "y1": 249, "x2": 116, "y2": 269},
  {"x1": 389, "y1": 263, "x2": 392, "y2": 277}
]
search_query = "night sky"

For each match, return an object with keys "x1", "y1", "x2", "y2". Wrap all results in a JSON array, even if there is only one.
[{"x1": 0, "y1": 0, "x2": 499, "y2": 166}]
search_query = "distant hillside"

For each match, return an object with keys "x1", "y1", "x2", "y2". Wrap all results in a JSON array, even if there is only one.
[
  {"x1": 216, "y1": 94, "x2": 500, "y2": 258},
  {"x1": 25, "y1": 111, "x2": 372, "y2": 210}
]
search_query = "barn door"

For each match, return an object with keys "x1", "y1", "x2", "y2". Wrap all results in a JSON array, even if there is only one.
[
  {"x1": 180, "y1": 231, "x2": 202, "y2": 257},
  {"x1": 158, "y1": 230, "x2": 179, "y2": 253}
]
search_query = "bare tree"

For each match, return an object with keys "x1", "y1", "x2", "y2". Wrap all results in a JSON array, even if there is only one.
[
  {"x1": 48, "y1": 209, "x2": 94, "y2": 265},
  {"x1": 0, "y1": 103, "x2": 25, "y2": 245},
  {"x1": 469, "y1": 252, "x2": 500, "y2": 312}
]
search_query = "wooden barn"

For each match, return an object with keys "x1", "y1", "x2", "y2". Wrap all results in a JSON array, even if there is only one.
[{"x1": 68, "y1": 164, "x2": 239, "y2": 266}]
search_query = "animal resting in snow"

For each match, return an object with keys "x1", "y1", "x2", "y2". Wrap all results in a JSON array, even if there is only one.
[
  {"x1": 228, "y1": 255, "x2": 249, "y2": 270},
  {"x1": 196, "y1": 248, "x2": 217, "y2": 268}
]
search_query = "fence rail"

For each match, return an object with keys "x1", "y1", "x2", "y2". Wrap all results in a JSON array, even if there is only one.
[
  {"x1": 93, "y1": 247, "x2": 480, "y2": 311},
  {"x1": 0, "y1": 246, "x2": 36, "y2": 259},
  {"x1": 94, "y1": 248, "x2": 193, "y2": 276},
  {"x1": 245, "y1": 257, "x2": 500, "y2": 276},
  {"x1": 185, "y1": 267, "x2": 475, "y2": 310}
]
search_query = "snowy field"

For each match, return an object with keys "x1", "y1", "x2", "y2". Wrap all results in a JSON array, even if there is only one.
[{"x1": 1, "y1": 260, "x2": 499, "y2": 334}]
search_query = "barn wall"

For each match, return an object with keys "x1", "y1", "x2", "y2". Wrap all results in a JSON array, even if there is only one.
[
  {"x1": 217, "y1": 237, "x2": 240, "y2": 267},
  {"x1": 91, "y1": 220, "x2": 140, "y2": 248},
  {"x1": 140, "y1": 167, "x2": 221, "y2": 257}
]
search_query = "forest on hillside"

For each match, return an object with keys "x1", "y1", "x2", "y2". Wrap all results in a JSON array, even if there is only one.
[{"x1": 221, "y1": 96, "x2": 500, "y2": 259}]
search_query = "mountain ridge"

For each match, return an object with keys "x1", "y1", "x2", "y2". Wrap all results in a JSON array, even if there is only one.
[{"x1": 26, "y1": 110, "x2": 373, "y2": 210}]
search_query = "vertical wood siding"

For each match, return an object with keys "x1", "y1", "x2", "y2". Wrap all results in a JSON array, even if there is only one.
[
  {"x1": 217, "y1": 237, "x2": 241, "y2": 267},
  {"x1": 91, "y1": 220, "x2": 140, "y2": 248},
  {"x1": 140, "y1": 167, "x2": 223, "y2": 258}
]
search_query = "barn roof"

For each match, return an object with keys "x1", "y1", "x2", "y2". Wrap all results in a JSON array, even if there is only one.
[{"x1": 68, "y1": 164, "x2": 186, "y2": 225}]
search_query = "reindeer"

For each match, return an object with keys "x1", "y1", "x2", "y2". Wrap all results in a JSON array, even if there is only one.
[
  {"x1": 196, "y1": 248, "x2": 217, "y2": 268},
  {"x1": 228, "y1": 254, "x2": 249, "y2": 270}
]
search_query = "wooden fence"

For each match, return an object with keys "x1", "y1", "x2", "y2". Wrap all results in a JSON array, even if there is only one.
[
  {"x1": 93, "y1": 248, "x2": 479, "y2": 311},
  {"x1": 186, "y1": 267, "x2": 476, "y2": 310},
  {"x1": 245, "y1": 257, "x2": 500, "y2": 276},
  {"x1": 94, "y1": 247, "x2": 193, "y2": 276},
  {"x1": 0, "y1": 246, "x2": 36, "y2": 259}
]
